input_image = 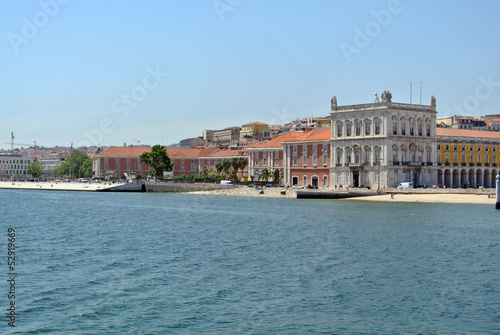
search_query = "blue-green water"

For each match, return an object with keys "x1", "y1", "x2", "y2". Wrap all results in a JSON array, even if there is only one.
[{"x1": 1, "y1": 190, "x2": 499, "y2": 334}]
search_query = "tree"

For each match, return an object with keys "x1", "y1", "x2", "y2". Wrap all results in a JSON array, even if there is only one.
[
  {"x1": 79, "y1": 158, "x2": 93, "y2": 178},
  {"x1": 273, "y1": 169, "x2": 283, "y2": 183},
  {"x1": 27, "y1": 161, "x2": 44, "y2": 179},
  {"x1": 63, "y1": 150, "x2": 90, "y2": 178},
  {"x1": 139, "y1": 145, "x2": 173, "y2": 179},
  {"x1": 258, "y1": 168, "x2": 273, "y2": 182}
]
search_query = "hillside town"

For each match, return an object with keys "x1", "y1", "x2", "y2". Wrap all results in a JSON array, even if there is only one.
[{"x1": 2, "y1": 91, "x2": 500, "y2": 189}]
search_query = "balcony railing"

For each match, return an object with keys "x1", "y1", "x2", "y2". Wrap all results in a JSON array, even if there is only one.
[
  {"x1": 426, "y1": 162, "x2": 433, "y2": 166},
  {"x1": 484, "y1": 163, "x2": 489, "y2": 167},
  {"x1": 461, "y1": 163, "x2": 466, "y2": 166},
  {"x1": 393, "y1": 161, "x2": 400, "y2": 165}
]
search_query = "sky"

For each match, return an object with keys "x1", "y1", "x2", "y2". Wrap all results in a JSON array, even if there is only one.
[{"x1": 1, "y1": 0, "x2": 500, "y2": 148}]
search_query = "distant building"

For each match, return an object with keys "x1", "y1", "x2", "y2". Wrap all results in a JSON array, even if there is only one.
[
  {"x1": 213, "y1": 127, "x2": 240, "y2": 145},
  {"x1": 179, "y1": 137, "x2": 206, "y2": 148},
  {"x1": 240, "y1": 122, "x2": 269, "y2": 140},
  {"x1": 202, "y1": 129, "x2": 215, "y2": 143},
  {"x1": 0, "y1": 154, "x2": 33, "y2": 179}
]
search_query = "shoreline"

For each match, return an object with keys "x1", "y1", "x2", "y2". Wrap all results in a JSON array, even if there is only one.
[
  {"x1": 0, "y1": 181, "x2": 119, "y2": 192},
  {"x1": 187, "y1": 186, "x2": 497, "y2": 204},
  {"x1": 1, "y1": 181, "x2": 497, "y2": 205}
]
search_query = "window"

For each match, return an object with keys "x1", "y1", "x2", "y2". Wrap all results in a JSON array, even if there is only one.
[
  {"x1": 181, "y1": 159, "x2": 185, "y2": 170},
  {"x1": 402, "y1": 152, "x2": 407, "y2": 163},
  {"x1": 323, "y1": 145, "x2": 328, "y2": 165},
  {"x1": 365, "y1": 123, "x2": 371, "y2": 135},
  {"x1": 293, "y1": 154, "x2": 297, "y2": 166},
  {"x1": 365, "y1": 150, "x2": 370, "y2": 164},
  {"x1": 337, "y1": 151, "x2": 342, "y2": 165},
  {"x1": 355, "y1": 123, "x2": 361, "y2": 136},
  {"x1": 375, "y1": 172, "x2": 379, "y2": 183},
  {"x1": 410, "y1": 123, "x2": 414, "y2": 136},
  {"x1": 375, "y1": 121, "x2": 381, "y2": 135},
  {"x1": 347, "y1": 151, "x2": 352, "y2": 163},
  {"x1": 127, "y1": 159, "x2": 130, "y2": 170},
  {"x1": 393, "y1": 122, "x2": 398, "y2": 135},
  {"x1": 418, "y1": 124, "x2": 423, "y2": 136},
  {"x1": 313, "y1": 151, "x2": 317, "y2": 166},
  {"x1": 354, "y1": 151, "x2": 360, "y2": 163},
  {"x1": 426, "y1": 125, "x2": 431, "y2": 136},
  {"x1": 337, "y1": 174, "x2": 341, "y2": 184},
  {"x1": 401, "y1": 123, "x2": 406, "y2": 135},
  {"x1": 275, "y1": 151, "x2": 279, "y2": 166},
  {"x1": 375, "y1": 150, "x2": 381, "y2": 163},
  {"x1": 346, "y1": 124, "x2": 352, "y2": 136},
  {"x1": 303, "y1": 176, "x2": 307, "y2": 186},
  {"x1": 453, "y1": 153, "x2": 458, "y2": 164},
  {"x1": 323, "y1": 175, "x2": 328, "y2": 187},
  {"x1": 337, "y1": 124, "x2": 342, "y2": 137},
  {"x1": 255, "y1": 154, "x2": 259, "y2": 166},
  {"x1": 365, "y1": 173, "x2": 370, "y2": 184},
  {"x1": 263, "y1": 152, "x2": 267, "y2": 166},
  {"x1": 302, "y1": 146, "x2": 307, "y2": 165}
]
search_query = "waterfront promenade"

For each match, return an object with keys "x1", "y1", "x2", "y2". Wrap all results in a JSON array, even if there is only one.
[{"x1": 0, "y1": 181, "x2": 119, "y2": 191}]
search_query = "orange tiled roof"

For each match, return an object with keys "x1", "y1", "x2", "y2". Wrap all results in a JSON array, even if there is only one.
[
  {"x1": 250, "y1": 131, "x2": 309, "y2": 149},
  {"x1": 436, "y1": 128, "x2": 500, "y2": 139},
  {"x1": 300, "y1": 127, "x2": 331, "y2": 141},
  {"x1": 96, "y1": 147, "x2": 152, "y2": 157},
  {"x1": 96, "y1": 146, "x2": 219, "y2": 158},
  {"x1": 208, "y1": 149, "x2": 245, "y2": 158}
]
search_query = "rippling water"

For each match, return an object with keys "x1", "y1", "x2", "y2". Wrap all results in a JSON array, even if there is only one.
[{"x1": 2, "y1": 190, "x2": 499, "y2": 334}]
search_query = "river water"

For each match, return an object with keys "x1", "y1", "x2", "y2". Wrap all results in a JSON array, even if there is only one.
[{"x1": 1, "y1": 190, "x2": 499, "y2": 334}]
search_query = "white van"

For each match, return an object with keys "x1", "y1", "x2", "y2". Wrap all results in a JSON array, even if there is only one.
[
  {"x1": 220, "y1": 180, "x2": 233, "y2": 185},
  {"x1": 398, "y1": 182, "x2": 413, "y2": 189}
]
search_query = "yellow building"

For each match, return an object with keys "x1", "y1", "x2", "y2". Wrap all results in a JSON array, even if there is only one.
[
  {"x1": 436, "y1": 128, "x2": 500, "y2": 187},
  {"x1": 240, "y1": 122, "x2": 269, "y2": 139}
]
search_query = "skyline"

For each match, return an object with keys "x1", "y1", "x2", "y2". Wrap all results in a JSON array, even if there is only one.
[{"x1": 1, "y1": 0, "x2": 500, "y2": 148}]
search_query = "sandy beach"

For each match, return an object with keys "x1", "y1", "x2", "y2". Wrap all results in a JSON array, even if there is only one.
[{"x1": 188, "y1": 185, "x2": 498, "y2": 204}]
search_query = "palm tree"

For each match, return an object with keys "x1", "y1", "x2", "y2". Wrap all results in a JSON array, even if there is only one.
[
  {"x1": 237, "y1": 157, "x2": 248, "y2": 176},
  {"x1": 215, "y1": 162, "x2": 224, "y2": 177},
  {"x1": 258, "y1": 168, "x2": 273, "y2": 182}
]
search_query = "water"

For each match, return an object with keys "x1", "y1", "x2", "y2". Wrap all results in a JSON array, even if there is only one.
[{"x1": 1, "y1": 190, "x2": 499, "y2": 334}]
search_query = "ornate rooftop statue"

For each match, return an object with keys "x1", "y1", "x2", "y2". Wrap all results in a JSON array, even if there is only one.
[
  {"x1": 381, "y1": 90, "x2": 392, "y2": 103},
  {"x1": 430, "y1": 95, "x2": 436, "y2": 107},
  {"x1": 331, "y1": 96, "x2": 337, "y2": 110}
]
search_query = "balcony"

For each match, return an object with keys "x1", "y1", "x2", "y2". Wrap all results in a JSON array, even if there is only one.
[
  {"x1": 484, "y1": 163, "x2": 489, "y2": 167},
  {"x1": 453, "y1": 163, "x2": 458, "y2": 166},
  {"x1": 461, "y1": 163, "x2": 466, "y2": 166},
  {"x1": 393, "y1": 161, "x2": 400, "y2": 166},
  {"x1": 469, "y1": 163, "x2": 475, "y2": 167},
  {"x1": 344, "y1": 163, "x2": 349, "y2": 167},
  {"x1": 477, "y1": 163, "x2": 482, "y2": 166},
  {"x1": 335, "y1": 163, "x2": 342, "y2": 167},
  {"x1": 426, "y1": 162, "x2": 433, "y2": 166}
]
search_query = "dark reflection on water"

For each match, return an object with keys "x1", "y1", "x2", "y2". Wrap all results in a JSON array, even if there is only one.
[{"x1": 3, "y1": 190, "x2": 499, "y2": 334}]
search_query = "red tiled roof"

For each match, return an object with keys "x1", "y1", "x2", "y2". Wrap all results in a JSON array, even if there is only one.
[
  {"x1": 250, "y1": 131, "x2": 309, "y2": 149},
  {"x1": 208, "y1": 150, "x2": 245, "y2": 158},
  {"x1": 301, "y1": 127, "x2": 331, "y2": 141},
  {"x1": 436, "y1": 128, "x2": 500, "y2": 139},
  {"x1": 96, "y1": 146, "x2": 219, "y2": 158},
  {"x1": 96, "y1": 147, "x2": 151, "y2": 157}
]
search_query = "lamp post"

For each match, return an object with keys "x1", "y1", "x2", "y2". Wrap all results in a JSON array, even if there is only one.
[{"x1": 496, "y1": 174, "x2": 500, "y2": 210}]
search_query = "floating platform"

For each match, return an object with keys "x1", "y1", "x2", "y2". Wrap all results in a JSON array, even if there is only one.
[{"x1": 296, "y1": 190, "x2": 381, "y2": 199}]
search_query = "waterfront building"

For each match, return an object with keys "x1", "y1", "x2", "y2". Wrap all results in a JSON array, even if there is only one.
[
  {"x1": 247, "y1": 91, "x2": 500, "y2": 189},
  {"x1": 0, "y1": 154, "x2": 33, "y2": 179},
  {"x1": 93, "y1": 147, "x2": 249, "y2": 179}
]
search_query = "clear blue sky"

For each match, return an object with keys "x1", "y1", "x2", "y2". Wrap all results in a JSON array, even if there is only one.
[{"x1": 1, "y1": 0, "x2": 499, "y2": 148}]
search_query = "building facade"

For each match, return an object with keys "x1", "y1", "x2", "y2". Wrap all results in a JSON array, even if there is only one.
[{"x1": 0, "y1": 154, "x2": 33, "y2": 179}]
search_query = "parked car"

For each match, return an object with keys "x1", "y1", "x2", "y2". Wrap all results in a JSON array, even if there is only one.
[
  {"x1": 248, "y1": 184, "x2": 257, "y2": 188},
  {"x1": 63, "y1": 179, "x2": 71, "y2": 182},
  {"x1": 265, "y1": 184, "x2": 274, "y2": 188},
  {"x1": 54, "y1": 179, "x2": 61, "y2": 183}
]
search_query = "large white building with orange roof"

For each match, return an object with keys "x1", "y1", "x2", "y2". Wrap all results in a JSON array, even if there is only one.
[{"x1": 248, "y1": 92, "x2": 500, "y2": 189}]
